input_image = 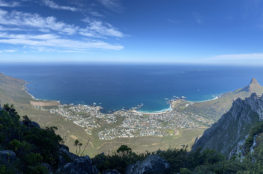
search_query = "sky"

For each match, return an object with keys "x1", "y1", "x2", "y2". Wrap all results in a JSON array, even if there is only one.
[{"x1": 0, "y1": 0, "x2": 263, "y2": 65}]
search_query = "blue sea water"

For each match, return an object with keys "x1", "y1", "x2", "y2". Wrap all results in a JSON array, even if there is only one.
[{"x1": 0, "y1": 64, "x2": 263, "y2": 113}]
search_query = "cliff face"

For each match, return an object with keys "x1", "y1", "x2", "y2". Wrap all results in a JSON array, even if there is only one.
[{"x1": 192, "y1": 93, "x2": 263, "y2": 156}]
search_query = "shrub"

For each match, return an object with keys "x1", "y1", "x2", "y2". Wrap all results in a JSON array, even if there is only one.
[{"x1": 0, "y1": 104, "x2": 62, "y2": 173}]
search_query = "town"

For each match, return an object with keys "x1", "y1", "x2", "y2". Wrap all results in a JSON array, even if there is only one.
[{"x1": 49, "y1": 101, "x2": 213, "y2": 140}]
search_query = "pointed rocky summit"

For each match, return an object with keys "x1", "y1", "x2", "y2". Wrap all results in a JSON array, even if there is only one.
[
  {"x1": 242, "y1": 78, "x2": 262, "y2": 93},
  {"x1": 250, "y1": 78, "x2": 260, "y2": 86}
]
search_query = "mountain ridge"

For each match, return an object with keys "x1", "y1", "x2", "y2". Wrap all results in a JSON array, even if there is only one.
[
  {"x1": 192, "y1": 92, "x2": 263, "y2": 157},
  {"x1": 177, "y1": 78, "x2": 263, "y2": 121}
]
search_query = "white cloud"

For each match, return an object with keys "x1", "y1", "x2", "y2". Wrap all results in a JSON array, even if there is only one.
[
  {"x1": 0, "y1": 9, "x2": 124, "y2": 38},
  {"x1": 81, "y1": 17, "x2": 123, "y2": 38},
  {"x1": 0, "y1": 0, "x2": 19, "y2": 7},
  {"x1": 89, "y1": 10, "x2": 104, "y2": 17},
  {"x1": 97, "y1": 0, "x2": 122, "y2": 12},
  {"x1": 195, "y1": 53, "x2": 263, "y2": 65},
  {"x1": 0, "y1": 32, "x2": 123, "y2": 50},
  {"x1": 0, "y1": 49, "x2": 16, "y2": 53},
  {"x1": 0, "y1": 25, "x2": 21, "y2": 31},
  {"x1": 43, "y1": 0, "x2": 77, "y2": 12},
  {"x1": 0, "y1": 9, "x2": 78, "y2": 35},
  {"x1": 0, "y1": 9, "x2": 124, "y2": 52},
  {"x1": 213, "y1": 53, "x2": 263, "y2": 60}
]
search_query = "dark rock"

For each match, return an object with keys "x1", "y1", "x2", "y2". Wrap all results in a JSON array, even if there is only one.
[
  {"x1": 103, "y1": 169, "x2": 120, "y2": 174},
  {"x1": 60, "y1": 144, "x2": 70, "y2": 152},
  {"x1": 58, "y1": 145, "x2": 78, "y2": 167},
  {"x1": 126, "y1": 155, "x2": 170, "y2": 174},
  {"x1": 0, "y1": 150, "x2": 16, "y2": 164},
  {"x1": 21, "y1": 120, "x2": 40, "y2": 128},
  {"x1": 41, "y1": 163, "x2": 53, "y2": 174},
  {"x1": 57, "y1": 155, "x2": 98, "y2": 174}
]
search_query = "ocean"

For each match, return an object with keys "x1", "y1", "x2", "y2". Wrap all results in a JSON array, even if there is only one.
[{"x1": 0, "y1": 64, "x2": 263, "y2": 113}]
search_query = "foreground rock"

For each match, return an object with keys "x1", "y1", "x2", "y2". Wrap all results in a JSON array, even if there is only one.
[
  {"x1": 0, "y1": 150, "x2": 16, "y2": 164},
  {"x1": 126, "y1": 155, "x2": 170, "y2": 174},
  {"x1": 103, "y1": 169, "x2": 121, "y2": 174},
  {"x1": 57, "y1": 145, "x2": 98, "y2": 174}
]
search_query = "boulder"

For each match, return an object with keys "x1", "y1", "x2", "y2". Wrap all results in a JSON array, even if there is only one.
[
  {"x1": 21, "y1": 120, "x2": 40, "y2": 128},
  {"x1": 0, "y1": 150, "x2": 16, "y2": 164},
  {"x1": 57, "y1": 156, "x2": 98, "y2": 174},
  {"x1": 58, "y1": 145, "x2": 78, "y2": 167},
  {"x1": 41, "y1": 163, "x2": 53, "y2": 174},
  {"x1": 103, "y1": 169, "x2": 120, "y2": 174},
  {"x1": 126, "y1": 155, "x2": 170, "y2": 174}
]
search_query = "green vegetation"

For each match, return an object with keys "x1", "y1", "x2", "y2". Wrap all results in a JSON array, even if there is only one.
[
  {"x1": 0, "y1": 104, "x2": 62, "y2": 174},
  {"x1": 93, "y1": 145, "x2": 263, "y2": 174},
  {"x1": 2, "y1": 104, "x2": 263, "y2": 173},
  {"x1": 244, "y1": 121, "x2": 263, "y2": 154}
]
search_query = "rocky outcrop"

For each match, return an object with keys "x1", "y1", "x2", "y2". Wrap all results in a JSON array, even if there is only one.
[
  {"x1": 21, "y1": 116, "x2": 41, "y2": 128},
  {"x1": 58, "y1": 156, "x2": 98, "y2": 174},
  {"x1": 41, "y1": 163, "x2": 53, "y2": 174},
  {"x1": 126, "y1": 155, "x2": 170, "y2": 174},
  {"x1": 103, "y1": 169, "x2": 121, "y2": 174},
  {"x1": 0, "y1": 150, "x2": 16, "y2": 164},
  {"x1": 58, "y1": 145, "x2": 78, "y2": 167},
  {"x1": 192, "y1": 93, "x2": 263, "y2": 156},
  {"x1": 241, "y1": 78, "x2": 263, "y2": 93},
  {"x1": 57, "y1": 145, "x2": 98, "y2": 174}
]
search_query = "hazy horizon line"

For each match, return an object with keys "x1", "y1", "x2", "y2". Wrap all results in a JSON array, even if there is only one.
[{"x1": 1, "y1": 61, "x2": 263, "y2": 67}]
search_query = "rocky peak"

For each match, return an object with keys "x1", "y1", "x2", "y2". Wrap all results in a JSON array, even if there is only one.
[{"x1": 242, "y1": 78, "x2": 262, "y2": 93}]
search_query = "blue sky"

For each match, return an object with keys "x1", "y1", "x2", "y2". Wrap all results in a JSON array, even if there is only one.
[{"x1": 0, "y1": 0, "x2": 263, "y2": 65}]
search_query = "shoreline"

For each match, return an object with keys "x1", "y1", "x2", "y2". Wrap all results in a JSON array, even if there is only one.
[
  {"x1": 23, "y1": 82, "x2": 61, "y2": 106},
  {"x1": 23, "y1": 81, "x2": 38, "y2": 100},
  {"x1": 188, "y1": 95, "x2": 221, "y2": 103},
  {"x1": 135, "y1": 105, "x2": 173, "y2": 115},
  {"x1": 23, "y1": 80, "x2": 220, "y2": 114}
]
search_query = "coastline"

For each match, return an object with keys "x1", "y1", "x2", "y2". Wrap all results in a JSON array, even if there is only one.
[
  {"x1": 22, "y1": 79, "x2": 220, "y2": 114},
  {"x1": 188, "y1": 95, "x2": 221, "y2": 103},
  {"x1": 23, "y1": 82, "x2": 37, "y2": 100},
  {"x1": 136, "y1": 105, "x2": 173, "y2": 115},
  {"x1": 23, "y1": 82, "x2": 61, "y2": 106},
  {"x1": 22, "y1": 79, "x2": 174, "y2": 114}
]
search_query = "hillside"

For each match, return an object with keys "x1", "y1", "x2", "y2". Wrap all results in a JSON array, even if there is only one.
[
  {"x1": 172, "y1": 78, "x2": 263, "y2": 121},
  {"x1": 1, "y1": 104, "x2": 263, "y2": 174},
  {"x1": 192, "y1": 92, "x2": 263, "y2": 158},
  {"x1": 2, "y1": 104, "x2": 263, "y2": 174}
]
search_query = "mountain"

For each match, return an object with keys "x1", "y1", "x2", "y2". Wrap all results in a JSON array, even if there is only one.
[
  {"x1": 175, "y1": 78, "x2": 263, "y2": 121},
  {"x1": 192, "y1": 92, "x2": 263, "y2": 157},
  {"x1": 241, "y1": 78, "x2": 262, "y2": 93}
]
